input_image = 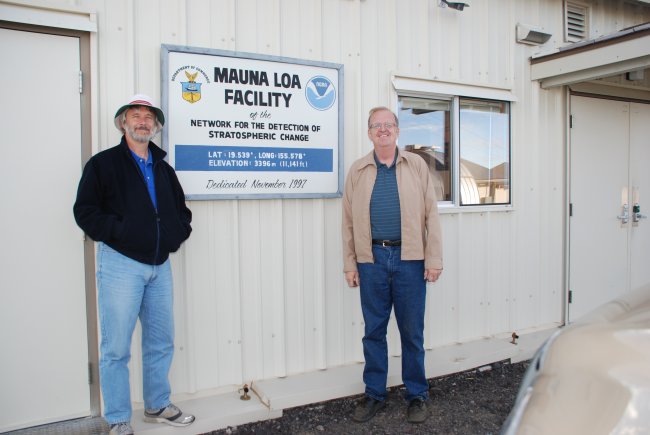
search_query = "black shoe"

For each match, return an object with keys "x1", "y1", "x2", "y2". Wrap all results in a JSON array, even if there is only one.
[
  {"x1": 352, "y1": 396, "x2": 386, "y2": 422},
  {"x1": 407, "y1": 398, "x2": 428, "y2": 423}
]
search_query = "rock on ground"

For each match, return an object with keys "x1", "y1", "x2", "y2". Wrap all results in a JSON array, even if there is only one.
[{"x1": 205, "y1": 360, "x2": 528, "y2": 435}]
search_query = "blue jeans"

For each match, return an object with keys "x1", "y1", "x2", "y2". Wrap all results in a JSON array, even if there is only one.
[
  {"x1": 358, "y1": 245, "x2": 428, "y2": 402},
  {"x1": 96, "y1": 243, "x2": 174, "y2": 424}
]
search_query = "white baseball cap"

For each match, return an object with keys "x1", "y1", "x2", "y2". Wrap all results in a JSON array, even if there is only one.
[{"x1": 114, "y1": 94, "x2": 165, "y2": 133}]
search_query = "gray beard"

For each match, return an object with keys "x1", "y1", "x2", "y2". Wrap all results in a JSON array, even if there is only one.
[{"x1": 125, "y1": 125, "x2": 156, "y2": 143}]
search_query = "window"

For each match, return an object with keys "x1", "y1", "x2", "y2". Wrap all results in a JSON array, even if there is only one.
[
  {"x1": 398, "y1": 97, "x2": 452, "y2": 201},
  {"x1": 398, "y1": 95, "x2": 511, "y2": 206},
  {"x1": 459, "y1": 98, "x2": 510, "y2": 205}
]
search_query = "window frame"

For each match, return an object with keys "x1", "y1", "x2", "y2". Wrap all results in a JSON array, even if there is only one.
[{"x1": 392, "y1": 74, "x2": 516, "y2": 213}]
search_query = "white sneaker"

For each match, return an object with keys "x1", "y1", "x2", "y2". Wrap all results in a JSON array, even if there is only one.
[
  {"x1": 109, "y1": 422, "x2": 134, "y2": 435},
  {"x1": 144, "y1": 403, "x2": 195, "y2": 427}
]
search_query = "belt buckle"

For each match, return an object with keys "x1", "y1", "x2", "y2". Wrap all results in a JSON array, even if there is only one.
[{"x1": 382, "y1": 240, "x2": 389, "y2": 247}]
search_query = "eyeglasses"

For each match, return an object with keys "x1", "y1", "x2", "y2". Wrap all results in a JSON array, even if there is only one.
[{"x1": 369, "y1": 122, "x2": 397, "y2": 130}]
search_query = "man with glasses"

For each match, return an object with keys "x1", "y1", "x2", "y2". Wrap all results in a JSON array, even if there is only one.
[{"x1": 342, "y1": 106, "x2": 443, "y2": 424}]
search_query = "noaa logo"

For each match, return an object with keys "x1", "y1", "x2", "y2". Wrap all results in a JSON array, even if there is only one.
[
  {"x1": 171, "y1": 66, "x2": 210, "y2": 104},
  {"x1": 305, "y1": 76, "x2": 336, "y2": 111}
]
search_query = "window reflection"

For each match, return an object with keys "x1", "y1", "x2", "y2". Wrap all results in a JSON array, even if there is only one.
[
  {"x1": 398, "y1": 97, "x2": 452, "y2": 201},
  {"x1": 459, "y1": 98, "x2": 510, "y2": 205}
]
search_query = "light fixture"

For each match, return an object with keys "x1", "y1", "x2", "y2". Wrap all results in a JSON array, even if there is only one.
[
  {"x1": 516, "y1": 23, "x2": 552, "y2": 45},
  {"x1": 439, "y1": 0, "x2": 469, "y2": 11},
  {"x1": 626, "y1": 70, "x2": 645, "y2": 81}
]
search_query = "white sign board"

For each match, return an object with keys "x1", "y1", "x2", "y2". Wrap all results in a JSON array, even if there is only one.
[{"x1": 162, "y1": 45, "x2": 343, "y2": 200}]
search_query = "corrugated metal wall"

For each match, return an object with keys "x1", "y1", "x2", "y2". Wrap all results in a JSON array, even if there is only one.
[{"x1": 55, "y1": 0, "x2": 650, "y2": 401}]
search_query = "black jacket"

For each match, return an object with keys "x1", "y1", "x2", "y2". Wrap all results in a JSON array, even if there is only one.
[{"x1": 73, "y1": 137, "x2": 192, "y2": 265}]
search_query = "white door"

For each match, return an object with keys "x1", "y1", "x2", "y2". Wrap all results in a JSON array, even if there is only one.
[
  {"x1": 569, "y1": 96, "x2": 650, "y2": 321},
  {"x1": 0, "y1": 28, "x2": 90, "y2": 431},
  {"x1": 629, "y1": 103, "x2": 650, "y2": 290}
]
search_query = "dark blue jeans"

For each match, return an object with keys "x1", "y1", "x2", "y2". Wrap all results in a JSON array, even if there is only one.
[{"x1": 358, "y1": 245, "x2": 428, "y2": 402}]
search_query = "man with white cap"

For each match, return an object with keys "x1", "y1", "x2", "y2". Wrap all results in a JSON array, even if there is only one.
[{"x1": 74, "y1": 94, "x2": 194, "y2": 435}]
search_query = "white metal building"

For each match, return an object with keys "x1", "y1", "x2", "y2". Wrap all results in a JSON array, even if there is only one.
[{"x1": 1, "y1": 0, "x2": 650, "y2": 433}]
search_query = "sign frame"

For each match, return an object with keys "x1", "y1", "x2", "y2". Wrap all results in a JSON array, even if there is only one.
[{"x1": 161, "y1": 44, "x2": 344, "y2": 200}]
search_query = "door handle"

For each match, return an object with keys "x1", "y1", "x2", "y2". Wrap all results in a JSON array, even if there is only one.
[
  {"x1": 633, "y1": 203, "x2": 647, "y2": 223},
  {"x1": 617, "y1": 204, "x2": 629, "y2": 224}
]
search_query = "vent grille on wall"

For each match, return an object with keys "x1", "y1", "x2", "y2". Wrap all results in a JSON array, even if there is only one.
[{"x1": 565, "y1": 2, "x2": 589, "y2": 42}]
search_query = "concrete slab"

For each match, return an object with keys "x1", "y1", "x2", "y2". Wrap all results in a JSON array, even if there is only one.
[
  {"x1": 131, "y1": 391, "x2": 281, "y2": 435},
  {"x1": 12, "y1": 326, "x2": 558, "y2": 435}
]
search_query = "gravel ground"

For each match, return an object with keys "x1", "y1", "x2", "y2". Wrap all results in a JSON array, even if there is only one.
[{"x1": 204, "y1": 360, "x2": 528, "y2": 435}]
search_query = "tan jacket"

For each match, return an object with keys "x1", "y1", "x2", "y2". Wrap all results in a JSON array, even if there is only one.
[{"x1": 342, "y1": 148, "x2": 443, "y2": 272}]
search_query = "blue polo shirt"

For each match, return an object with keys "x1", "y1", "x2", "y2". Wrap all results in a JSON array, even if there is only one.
[
  {"x1": 130, "y1": 150, "x2": 157, "y2": 210},
  {"x1": 370, "y1": 151, "x2": 401, "y2": 240}
]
